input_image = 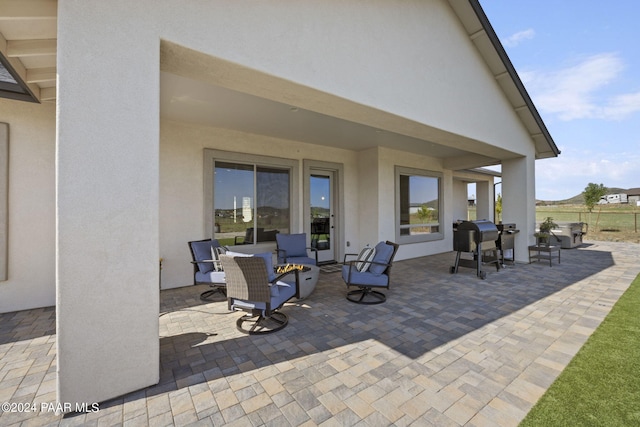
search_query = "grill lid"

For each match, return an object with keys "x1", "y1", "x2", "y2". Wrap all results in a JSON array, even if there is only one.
[{"x1": 456, "y1": 220, "x2": 499, "y2": 242}]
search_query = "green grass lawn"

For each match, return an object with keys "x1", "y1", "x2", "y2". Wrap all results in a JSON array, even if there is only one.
[
  {"x1": 520, "y1": 273, "x2": 640, "y2": 426},
  {"x1": 469, "y1": 205, "x2": 640, "y2": 243}
]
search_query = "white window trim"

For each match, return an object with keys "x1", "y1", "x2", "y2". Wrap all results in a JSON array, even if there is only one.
[
  {"x1": 395, "y1": 166, "x2": 444, "y2": 244},
  {"x1": 204, "y1": 149, "x2": 299, "y2": 244}
]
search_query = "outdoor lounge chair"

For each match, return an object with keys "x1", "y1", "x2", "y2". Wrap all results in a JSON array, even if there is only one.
[
  {"x1": 188, "y1": 239, "x2": 227, "y2": 301},
  {"x1": 220, "y1": 253, "x2": 300, "y2": 334},
  {"x1": 342, "y1": 240, "x2": 399, "y2": 304},
  {"x1": 275, "y1": 233, "x2": 318, "y2": 265}
]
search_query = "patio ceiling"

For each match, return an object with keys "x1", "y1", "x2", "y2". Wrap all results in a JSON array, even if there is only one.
[
  {"x1": 160, "y1": 40, "x2": 516, "y2": 169},
  {"x1": 0, "y1": 0, "x2": 558, "y2": 165},
  {"x1": 160, "y1": 71, "x2": 476, "y2": 161},
  {"x1": 0, "y1": 0, "x2": 57, "y2": 102}
]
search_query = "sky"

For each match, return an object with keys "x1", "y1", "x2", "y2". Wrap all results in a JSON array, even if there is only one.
[{"x1": 479, "y1": 1, "x2": 640, "y2": 200}]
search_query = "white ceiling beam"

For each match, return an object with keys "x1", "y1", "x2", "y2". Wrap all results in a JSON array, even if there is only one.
[
  {"x1": 6, "y1": 39, "x2": 56, "y2": 56},
  {"x1": 40, "y1": 86, "x2": 56, "y2": 101},
  {"x1": 26, "y1": 66, "x2": 56, "y2": 83},
  {"x1": 0, "y1": 33, "x2": 41, "y2": 102},
  {"x1": 0, "y1": 0, "x2": 57, "y2": 19}
]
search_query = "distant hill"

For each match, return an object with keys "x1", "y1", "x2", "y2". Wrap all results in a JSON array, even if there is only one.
[{"x1": 537, "y1": 187, "x2": 629, "y2": 205}]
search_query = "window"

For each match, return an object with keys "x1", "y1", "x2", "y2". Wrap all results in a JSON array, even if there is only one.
[
  {"x1": 396, "y1": 167, "x2": 443, "y2": 243},
  {"x1": 205, "y1": 150, "x2": 298, "y2": 246}
]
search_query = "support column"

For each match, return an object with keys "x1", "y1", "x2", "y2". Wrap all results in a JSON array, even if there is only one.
[
  {"x1": 502, "y1": 156, "x2": 536, "y2": 263},
  {"x1": 56, "y1": 3, "x2": 159, "y2": 405},
  {"x1": 357, "y1": 148, "x2": 380, "y2": 246},
  {"x1": 475, "y1": 180, "x2": 493, "y2": 222}
]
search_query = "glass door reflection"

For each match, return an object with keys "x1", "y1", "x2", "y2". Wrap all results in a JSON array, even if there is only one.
[{"x1": 310, "y1": 173, "x2": 334, "y2": 263}]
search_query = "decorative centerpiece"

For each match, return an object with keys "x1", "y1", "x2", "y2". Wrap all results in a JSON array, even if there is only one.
[{"x1": 275, "y1": 263, "x2": 307, "y2": 274}]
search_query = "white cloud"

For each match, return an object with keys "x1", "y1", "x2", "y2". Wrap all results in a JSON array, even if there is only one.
[
  {"x1": 502, "y1": 29, "x2": 535, "y2": 48},
  {"x1": 535, "y1": 149, "x2": 640, "y2": 200},
  {"x1": 602, "y1": 92, "x2": 640, "y2": 120},
  {"x1": 524, "y1": 53, "x2": 640, "y2": 121}
]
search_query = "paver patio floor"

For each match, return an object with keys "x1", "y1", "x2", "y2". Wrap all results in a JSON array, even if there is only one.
[{"x1": 1, "y1": 241, "x2": 639, "y2": 426}]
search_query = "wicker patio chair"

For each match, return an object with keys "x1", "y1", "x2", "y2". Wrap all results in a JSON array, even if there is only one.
[{"x1": 220, "y1": 254, "x2": 300, "y2": 334}]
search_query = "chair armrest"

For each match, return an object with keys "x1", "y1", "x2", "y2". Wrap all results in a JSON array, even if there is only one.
[
  {"x1": 272, "y1": 269, "x2": 301, "y2": 298},
  {"x1": 343, "y1": 259, "x2": 391, "y2": 286},
  {"x1": 273, "y1": 270, "x2": 293, "y2": 282},
  {"x1": 276, "y1": 248, "x2": 287, "y2": 261},
  {"x1": 191, "y1": 259, "x2": 223, "y2": 265},
  {"x1": 368, "y1": 260, "x2": 391, "y2": 269},
  {"x1": 306, "y1": 247, "x2": 318, "y2": 264},
  {"x1": 343, "y1": 253, "x2": 359, "y2": 263}
]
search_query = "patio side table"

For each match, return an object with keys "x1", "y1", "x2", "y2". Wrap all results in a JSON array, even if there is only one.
[{"x1": 528, "y1": 244, "x2": 561, "y2": 266}]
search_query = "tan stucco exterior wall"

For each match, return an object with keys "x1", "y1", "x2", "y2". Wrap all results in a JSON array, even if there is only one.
[
  {"x1": 54, "y1": 0, "x2": 539, "y2": 405},
  {"x1": 159, "y1": 120, "x2": 364, "y2": 289},
  {"x1": 159, "y1": 121, "x2": 473, "y2": 290},
  {"x1": 0, "y1": 99, "x2": 56, "y2": 313}
]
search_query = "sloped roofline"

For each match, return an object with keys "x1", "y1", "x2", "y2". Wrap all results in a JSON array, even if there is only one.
[{"x1": 450, "y1": 0, "x2": 561, "y2": 158}]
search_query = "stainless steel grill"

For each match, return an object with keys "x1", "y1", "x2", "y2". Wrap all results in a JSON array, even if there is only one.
[
  {"x1": 450, "y1": 220, "x2": 500, "y2": 279},
  {"x1": 496, "y1": 223, "x2": 520, "y2": 265}
]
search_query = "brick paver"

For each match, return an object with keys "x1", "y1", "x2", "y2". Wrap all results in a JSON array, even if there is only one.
[{"x1": 1, "y1": 241, "x2": 639, "y2": 425}]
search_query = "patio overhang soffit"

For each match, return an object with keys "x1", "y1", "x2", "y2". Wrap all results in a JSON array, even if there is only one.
[
  {"x1": 0, "y1": 0, "x2": 57, "y2": 103},
  {"x1": 0, "y1": 0, "x2": 558, "y2": 163}
]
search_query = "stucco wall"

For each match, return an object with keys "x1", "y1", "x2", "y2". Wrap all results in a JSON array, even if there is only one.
[
  {"x1": 156, "y1": 0, "x2": 532, "y2": 156},
  {"x1": 452, "y1": 179, "x2": 470, "y2": 222},
  {"x1": 0, "y1": 99, "x2": 55, "y2": 313},
  {"x1": 55, "y1": 0, "x2": 538, "y2": 405},
  {"x1": 374, "y1": 147, "x2": 455, "y2": 260},
  {"x1": 159, "y1": 120, "x2": 362, "y2": 289},
  {"x1": 159, "y1": 121, "x2": 472, "y2": 289}
]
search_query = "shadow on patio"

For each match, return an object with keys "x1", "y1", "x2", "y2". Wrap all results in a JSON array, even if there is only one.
[
  {"x1": 147, "y1": 245, "x2": 615, "y2": 397},
  {"x1": 3, "y1": 241, "x2": 638, "y2": 426}
]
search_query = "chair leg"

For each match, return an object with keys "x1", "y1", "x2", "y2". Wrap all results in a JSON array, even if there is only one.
[
  {"x1": 200, "y1": 286, "x2": 226, "y2": 302},
  {"x1": 347, "y1": 287, "x2": 386, "y2": 304},
  {"x1": 236, "y1": 312, "x2": 289, "y2": 335}
]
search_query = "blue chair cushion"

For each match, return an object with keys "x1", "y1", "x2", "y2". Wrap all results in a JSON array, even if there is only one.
[
  {"x1": 192, "y1": 240, "x2": 221, "y2": 273},
  {"x1": 253, "y1": 252, "x2": 277, "y2": 282},
  {"x1": 369, "y1": 241, "x2": 395, "y2": 275},
  {"x1": 277, "y1": 233, "x2": 308, "y2": 258},
  {"x1": 284, "y1": 256, "x2": 316, "y2": 266},
  {"x1": 231, "y1": 279, "x2": 296, "y2": 314},
  {"x1": 341, "y1": 265, "x2": 390, "y2": 287},
  {"x1": 195, "y1": 270, "x2": 226, "y2": 284}
]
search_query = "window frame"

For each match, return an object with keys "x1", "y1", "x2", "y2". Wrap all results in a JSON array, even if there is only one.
[
  {"x1": 204, "y1": 149, "x2": 299, "y2": 246},
  {"x1": 395, "y1": 166, "x2": 444, "y2": 244},
  {"x1": 0, "y1": 54, "x2": 38, "y2": 103}
]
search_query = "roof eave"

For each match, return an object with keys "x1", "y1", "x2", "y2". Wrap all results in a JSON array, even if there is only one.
[{"x1": 450, "y1": 0, "x2": 560, "y2": 159}]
